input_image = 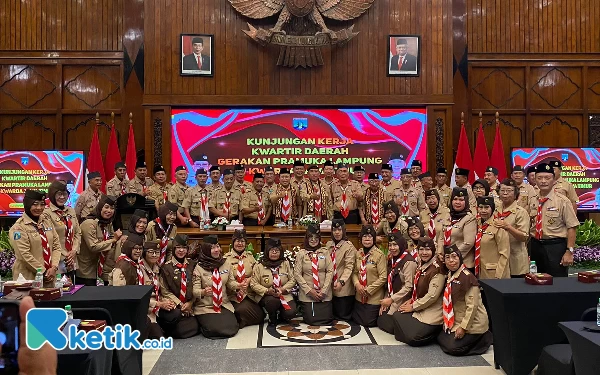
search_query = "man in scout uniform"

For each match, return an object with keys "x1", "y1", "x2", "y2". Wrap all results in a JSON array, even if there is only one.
[
  {"x1": 454, "y1": 168, "x2": 477, "y2": 209},
  {"x1": 209, "y1": 169, "x2": 242, "y2": 221},
  {"x1": 270, "y1": 167, "x2": 298, "y2": 224},
  {"x1": 183, "y1": 168, "x2": 211, "y2": 227},
  {"x1": 168, "y1": 165, "x2": 191, "y2": 226},
  {"x1": 106, "y1": 161, "x2": 128, "y2": 198},
  {"x1": 435, "y1": 167, "x2": 452, "y2": 208},
  {"x1": 263, "y1": 166, "x2": 277, "y2": 196},
  {"x1": 300, "y1": 165, "x2": 333, "y2": 221},
  {"x1": 240, "y1": 173, "x2": 272, "y2": 226},
  {"x1": 127, "y1": 160, "x2": 153, "y2": 196},
  {"x1": 330, "y1": 163, "x2": 363, "y2": 224},
  {"x1": 393, "y1": 168, "x2": 426, "y2": 217},
  {"x1": 74, "y1": 171, "x2": 103, "y2": 222},
  {"x1": 148, "y1": 165, "x2": 173, "y2": 211},
  {"x1": 381, "y1": 163, "x2": 401, "y2": 198},
  {"x1": 410, "y1": 160, "x2": 423, "y2": 189},
  {"x1": 419, "y1": 189, "x2": 450, "y2": 245},
  {"x1": 511, "y1": 165, "x2": 538, "y2": 218},
  {"x1": 291, "y1": 160, "x2": 307, "y2": 192},
  {"x1": 360, "y1": 172, "x2": 386, "y2": 225},
  {"x1": 484, "y1": 166, "x2": 500, "y2": 198},
  {"x1": 353, "y1": 165, "x2": 368, "y2": 193},
  {"x1": 322, "y1": 160, "x2": 338, "y2": 187},
  {"x1": 526, "y1": 166, "x2": 537, "y2": 188},
  {"x1": 207, "y1": 166, "x2": 223, "y2": 194},
  {"x1": 233, "y1": 164, "x2": 253, "y2": 194},
  {"x1": 418, "y1": 171, "x2": 434, "y2": 193},
  {"x1": 530, "y1": 163, "x2": 579, "y2": 277},
  {"x1": 549, "y1": 160, "x2": 579, "y2": 213}
]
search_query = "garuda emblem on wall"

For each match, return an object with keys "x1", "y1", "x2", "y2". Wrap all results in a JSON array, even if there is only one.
[{"x1": 226, "y1": 0, "x2": 375, "y2": 68}]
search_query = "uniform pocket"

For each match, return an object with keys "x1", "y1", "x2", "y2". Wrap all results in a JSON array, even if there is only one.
[{"x1": 485, "y1": 263, "x2": 498, "y2": 270}]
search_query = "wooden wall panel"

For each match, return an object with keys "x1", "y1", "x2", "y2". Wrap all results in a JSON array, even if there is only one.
[
  {"x1": 0, "y1": 65, "x2": 59, "y2": 110},
  {"x1": 62, "y1": 65, "x2": 122, "y2": 110},
  {"x1": 0, "y1": 115, "x2": 57, "y2": 150},
  {"x1": 530, "y1": 115, "x2": 583, "y2": 147},
  {"x1": 529, "y1": 67, "x2": 583, "y2": 110},
  {"x1": 586, "y1": 67, "x2": 600, "y2": 110},
  {"x1": 470, "y1": 67, "x2": 526, "y2": 110}
]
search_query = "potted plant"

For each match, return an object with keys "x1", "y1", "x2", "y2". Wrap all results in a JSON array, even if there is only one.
[
  {"x1": 0, "y1": 229, "x2": 16, "y2": 280},
  {"x1": 212, "y1": 217, "x2": 229, "y2": 231},
  {"x1": 573, "y1": 219, "x2": 600, "y2": 269},
  {"x1": 298, "y1": 215, "x2": 319, "y2": 228}
]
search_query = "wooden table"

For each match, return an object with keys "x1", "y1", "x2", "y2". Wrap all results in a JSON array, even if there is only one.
[{"x1": 177, "y1": 226, "x2": 262, "y2": 253}]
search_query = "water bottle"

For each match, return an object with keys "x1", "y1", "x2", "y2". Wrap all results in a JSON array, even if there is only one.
[
  {"x1": 55, "y1": 273, "x2": 63, "y2": 296},
  {"x1": 529, "y1": 261, "x2": 537, "y2": 274},
  {"x1": 33, "y1": 268, "x2": 43, "y2": 288},
  {"x1": 597, "y1": 298, "x2": 600, "y2": 327},
  {"x1": 287, "y1": 217, "x2": 293, "y2": 229},
  {"x1": 65, "y1": 305, "x2": 73, "y2": 321}
]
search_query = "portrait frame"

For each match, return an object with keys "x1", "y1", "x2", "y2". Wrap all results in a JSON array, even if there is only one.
[
  {"x1": 387, "y1": 35, "x2": 421, "y2": 77},
  {"x1": 180, "y1": 33, "x2": 214, "y2": 77}
]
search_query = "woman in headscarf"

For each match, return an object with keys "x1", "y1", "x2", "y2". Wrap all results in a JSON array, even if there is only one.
[
  {"x1": 471, "y1": 179, "x2": 490, "y2": 200},
  {"x1": 293, "y1": 225, "x2": 334, "y2": 325},
  {"x1": 475, "y1": 196, "x2": 510, "y2": 279},
  {"x1": 352, "y1": 225, "x2": 387, "y2": 327},
  {"x1": 437, "y1": 245, "x2": 492, "y2": 356},
  {"x1": 377, "y1": 232, "x2": 417, "y2": 334},
  {"x1": 325, "y1": 219, "x2": 357, "y2": 321},
  {"x1": 145, "y1": 202, "x2": 178, "y2": 267},
  {"x1": 158, "y1": 234, "x2": 199, "y2": 339},
  {"x1": 110, "y1": 233, "x2": 144, "y2": 286},
  {"x1": 376, "y1": 200, "x2": 408, "y2": 245},
  {"x1": 41, "y1": 181, "x2": 82, "y2": 283},
  {"x1": 405, "y1": 216, "x2": 425, "y2": 260},
  {"x1": 224, "y1": 229, "x2": 265, "y2": 328},
  {"x1": 395, "y1": 237, "x2": 445, "y2": 346},
  {"x1": 419, "y1": 189, "x2": 451, "y2": 247},
  {"x1": 128, "y1": 209, "x2": 149, "y2": 236},
  {"x1": 77, "y1": 195, "x2": 122, "y2": 286},
  {"x1": 9, "y1": 190, "x2": 62, "y2": 286},
  {"x1": 250, "y1": 237, "x2": 297, "y2": 326},
  {"x1": 436, "y1": 188, "x2": 477, "y2": 273},
  {"x1": 192, "y1": 235, "x2": 239, "y2": 339}
]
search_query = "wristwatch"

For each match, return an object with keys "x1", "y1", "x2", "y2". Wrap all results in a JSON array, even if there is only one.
[
  {"x1": 339, "y1": 280, "x2": 346, "y2": 286},
  {"x1": 568, "y1": 247, "x2": 574, "y2": 253}
]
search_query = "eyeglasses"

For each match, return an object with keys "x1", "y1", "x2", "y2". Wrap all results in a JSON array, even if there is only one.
[
  {"x1": 269, "y1": 248, "x2": 281, "y2": 253},
  {"x1": 55, "y1": 191, "x2": 69, "y2": 198},
  {"x1": 499, "y1": 189, "x2": 515, "y2": 194},
  {"x1": 146, "y1": 250, "x2": 160, "y2": 255},
  {"x1": 132, "y1": 246, "x2": 143, "y2": 250},
  {"x1": 473, "y1": 186, "x2": 486, "y2": 191}
]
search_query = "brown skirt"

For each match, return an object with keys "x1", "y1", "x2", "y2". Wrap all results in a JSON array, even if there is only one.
[
  {"x1": 232, "y1": 298, "x2": 266, "y2": 328},
  {"x1": 352, "y1": 301, "x2": 380, "y2": 327},
  {"x1": 300, "y1": 301, "x2": 333, "y2": 326},
  {"x1": 393, "y1": 312, "x2": 441, "y2": 346},
  {"x1": 196, "y1": 309, "x2": 239, "y2": 339},
  {"x1": 437, "y1": 329, "x2": 493, "y2": 356}
]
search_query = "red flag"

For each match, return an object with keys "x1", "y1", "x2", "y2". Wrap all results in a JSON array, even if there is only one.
[
  {"x1": 472, "y1": 119, "x2": 490, "y2": 181},
  {"x1": 125, "y1": 118, "x2": 137, "y2": 180},
  {"x1": 104, "y1": 123, "x2": 121, "y2": 182},
  {"x1": 451, "y1": 122, "x2": 474, "y2": 186},
  {"x1": 87, "y1": 125, "x2": 106, "y2": 192},
  {"x1": 490, "y1": 121, "x2": 508, "y2": 181}
]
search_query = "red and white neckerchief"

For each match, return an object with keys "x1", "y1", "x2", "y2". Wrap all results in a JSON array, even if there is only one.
[
  {"x1": 401, "y1": 191, "x2": 409, "y2": 215},
  {"x1": 224, "y1": 191, "x2": 232, "y2": 218},
  {"x1": 410, "y1": 263, "x2": 425, "y2": 303},
  {"x1": 536, "y1": 197, "x2": 549, "y2": 240},
  {"x1": 474, "y1": 222, "x2": 489, "y2": 277},
  {"x1": 359, "y1": 251, "x2": 369, "y2": 303},
  {"x1": 313, "y1": 183, "x2": 322, "y2": 218},
  {"x1": 410, "y1": 244, "x2": 419, "y2": 260},
  {"x1": 271, "y1": 267, "x2": 291, "y2": 310},
  {"x1": 443, "y1": 265, "x2": 465, "y2": 333},
  {"x1": 387, "y1": 252, "x2": 407, "y2": 296},
  {"x1": 444, "y1": 219, "x2": 460, "y2": 246},
  {"x1": 162, "y1": 188, "x2": 168, "y2": 203},
  {"x1": 145, "y1": 265, "x2": 160, "y2": 314},
  {"x1": 239, "y1": 183, "x2": 247, "y2": 195},
  {"x1": 281, "y1": 189, "x2": 291, "y2": 222},
  {"x1": 382, "y1": 180, "x2": 392, "y2": 187},
  {"x1": 257, "y1": 192, "x2": 265, "y2": 222},
  {"x1": 176, "y1": 263, "x2": 187, "y2": 303},
  {"x1": 56, "y1": 209, "x2": 74, "y2": 253},
  {"x1": 97, "y1": 226, "x2": 110, "y2": 277},
  {"x1": 331, "y1": 243, "x2": 340, "y2": 283},
  {"x1": 235, "y1": 254, "x2": 246, "y2": 302},
  {"x1": 198, "y1": 189, "x2": 210, "y2": 222},
  {"x1": 310, "y1": 252, "x2": 320, "y2": 290},
  {"x1": 121, "y1": 181, "x2": 127, "y2": 196},
  {"x1": 371, "y1": 196, "x2": 380, "y2": 224},
  {"x1": 428, "y1": 211, "x2": 438, "y2": 239},
  {"x1": 155, "y1": 217, "x2": 172, "y2": 266},
  {"x1": 142, "y1": 180, "x2": 148, "y2": 195},
  {"x1": 340, "y1": 185, "x2": 350, "y2": 218},
  {"x1": 494, "y1": 210, "x2": 512, "y2": 221},
  {"x1": 34, "y1": 223, "x2": 52, "y2": 270},
  {"x1": 116, "y1": 254, "x2": 144, "y2": 285},
  {"x1": 212, "y1": 268, "x2": 223, "y2": 312}
]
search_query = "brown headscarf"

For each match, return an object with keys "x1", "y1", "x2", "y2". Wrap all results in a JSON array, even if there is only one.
[
  {"x1": 120, "y1": 233, "x2": 144, "y2": 259},
  {"x1": 197, "y1": 235, "x2": 225, "y2": 271},
  {"x1": 128, "y1": 209, "x2": 148, "y2": 235},
  {"x1": 303, "y1": 224, "x2": 321, "y2": 252},
  {"x1": 48, "y1": 180, "x2": 68, "y2": 208},
  {"x1": 231, "y1": 229, "x2": 247, "y2": 255},
  {"x1": 261, "y1": 237, "x2": 286, "y2": 268},
  {"x1": 155, "y1": 201, "x2": 178, "y2": 237},
  {"x1": 330, "y1": 219, "x2": 347, "y2": 243},
  {"x1": 86, "y1": 195, "x2": 116, "y2": 225}
]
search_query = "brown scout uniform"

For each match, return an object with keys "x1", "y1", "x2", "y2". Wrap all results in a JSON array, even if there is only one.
[
  {"x1": 250, "y1": 261, "x2": 296, "y2": 304},
  {"x1": 233, "y1": 180, "x2": 253, "y2": 195},
  {"x1": 376, "y1": 219, "x2": 409, "y2": 240},
  {"x1": 411, "y1": 259, "x2": 446, "y2": 325},
  {"x1": 148, "y1": 182, "x2": 173, "y2": 207},
  {"x1": 77, "y1": 218, "x2": 116, "y2": 280},
  {"x1": 437, "y1": 213, "x2": 477, "y2": 268},
  {"x1": 330, "y1": 180, "x2": 363, "y2": 215},
  {"x1": 263, "y1": 182, "x2": 277, "y2": 198},
  {"x1": 240, "y1": 188, "x2": 272, "y2": 221},
  {"x1": 127, "y1": 176, "x2": 154, "y2": 195},
  {"x1": 168, "y1": 182, "x2": 189, "y2": 214},
  {"x1": 294, "y1": 248, "x2": 334, "y2": 302},
  {"x1": 445, "y1": 268, "x2": 489, "y2": 334},
  {"x1": 74, "y1": 187, "x2": 101, "y2": 221},
  {"x1": 291, "y1": 177, "x2": 307, "y2": 194},
  {"x1": 516, "y1": 182, "x2": 538, "y2": 217},
  {"x1": 41, "y1": 203, "x2": 82, "y2": 272},
  {"x1": 489, "y1": 182, "x2": 500, "y2": 199},
  {"x1": 270, "y1": 184, "x2": 299, "y2": 223},
  {"x1": 299, "y1": 179, "x2": 333, "y2": 219},
  {"x1": 224, "y1": 250, "x2": 256, "y2": 302},
  {"x1": 145, "y1": 221, "x2": 178, "y2": 261},
  {"x1": 206, "y1": 182, "x2": 223, "y2": 196},
  {"x1": 392, "y1": 186, "x2": 426, "y2": 217},
  {"x1": 530, "y1": 190, "x2": 579, "y2": 239},
  {"x1": 159, "y1": 258, "x2": 196, "y2": 307},
  {"x1": 435, "y1": 185, "x2": 452, "y2": 208},
  {"x1": 387, "y1": 253, "x2": 418, "y2": 314},
  {"x1": 554, "y1": 177, "x2": 579, "y2": 205},
  {"x1": 352, "y1": 247, "x2": 388, "y2": 305},
  {"x1": 9, "y1": 214, "x2": 62, "y2": 283},
  {"x1": 209, "y1": 186, "x2": 242, "y2": 220},
  {"x1": 106, "y1": 176, "x2": 129, "y2": 198},
  {"x1": 325, "y1": 240, "x2": 357, "y2": 297},
  {"x1": 363, "y1": 188, "x2": 387, "y2": 225},
  {"x1": 182, "y1": 185, "x2": 211, "y2": 220},
  {"x1": 381, "y1": 179, "x2": 401, "y2": 200},
  {"x1": 140, "y1": 258, "x2": 161, "y2": 323},
  {"x1": 419, "y1": 206, "x2": 451, "y2": 246},
  {"x1": 478, "y1": 218, "x2": 510, "y2": 279},
  {"x1": 192, "y1": 262, "x2": 238, "y2": 315},
  {"x1": 111, "y1": 256, "x2": 141, "y2": 286},
  {"x1": 496, "y1": 201, "x2": 531, "y2": 276}
]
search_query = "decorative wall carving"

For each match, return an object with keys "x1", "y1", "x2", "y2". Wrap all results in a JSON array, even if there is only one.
[
  {"x1": 435, "y1": 117, "x2": 444, "y2": 168},
  {"x1": 153, "y1": 118, "x2": 163, "y2": 168},
  {"x1": 1, "y1": 117, "x2": 56, "y2": 148}
]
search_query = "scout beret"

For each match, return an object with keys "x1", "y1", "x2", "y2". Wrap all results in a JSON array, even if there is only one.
[
  {"x1": 360, "y1": 225, "x2": 376, "y2": 238},
  {"x1": 411, "y1": 160, "x2": 422, "y2": 167},
  {"x1": 153, "y1": 165, "x2": 165, "y2": 174},
  {"x1": 265, "y1": 166, "x2": 274, "y2": 172},
  {"x1": 267, "y1": 237, "x2": 282, "y2": 249},
  {"x1": 419, "y1": 171, "x2": 431, "y2": 179},
  {"x1": 535, "y1": 163, "x2": 555, "y2": 176},
  {"x1": 135, "y1": 160, "x2": 146, "y2": 169},
  {"x1": 133, "y1": 209, "x2": 147, "y2": 218},
  {"x1": 324, "y1": 160, "x2": 334, "y2": 167},
  {"x1": 451, "y1": 187, "x2": 468, "y2": 198},
  {"x1": 354, "y1": 165, "x2": 365, "y2": 172},
  {"x1": 114, "y1": 161, "x2": 126, "y2": 169},
  {"x1": 307, "y1": 165, "x2": 319, "y2": 171},
  {"x1": 87, "y1": 171, "x2": 101, "y2": 180},
  {"x1": 279, "y1": 167, "x2": 290, "y2": 174},
  {"x1": 253, "y1": 173, "x2": 264, "y2": 180},
  {"x1": 389, "y1": 152, "x2": 403, "y2": 160},
  {"x1": 234, "y1": 164, "x2": 245, "y2": 171},
  {"x1": 173, "y1": 234, "x2": 189, "y2": 247},
  {"x1": 549, "y1": 160, "x2": 562, "y2": 169},
  {"x1": 400, "y1": 168, "x2": 411, "y2": 175},
  {"x1": 293, "y1": 160, "x2": 305, "y2": 167},
  {"x1": 387, "y1": 232, "x2": 407, "y2": 248},
  {"x1": 332, "y1": 219, "x2": 345, "y2": 229},
  {"x1": 444, "y1": 244, "x2": 460, "y2": 255},
  {"x1": 424, "y1": 189, "x2": 439, "y2": 200},
  {"x1": 203, "y1": 235, "x2": 219, "y2": 245},
  {"x1": 486, "y1": 166, "x2": 499, "y2": 175},
  {"x1": 417, "y1": 236, "x2": 435, "y2": 250},
  {"x1": 437, "y1": 167, "x2": 448, "y2": 174},
  {"x1": 24, "y1": 189, "x2": 46, "y2": 201},
  {"x1": 512, "y1": 165, "x2": 524, "y2": 172},
  {"x1": 526, "y1": 166, "x2": 536, "y2": 175},
  {"x1": 477, "y1": 196, "x2": 495, "y2": 206},
  {"x1": 368, "y1": 172, "x2": 379, "y2": 180},
  {"x1": 501, "y1": 178, "x2": 517, "y2": 188},
  {"x1": 306, "y1": 224, "x2": 320, "y2": 235},
  {"x1": 175, "y1": 165, "x2": 186, "y2": 173},
  {"x1": 381, "y1": 163, "x2": 393, "y2": 171},
  {"x1": 143, "y1": 241, "x2": 160, "y2": 250},
  {"x1": 195, "y1": 168, "x2": 207, "y2": 176},
  {"x1": 232, "y1": 229, "x2": 247, "y2": 241},
  {"x1": 223, "y1": 169, "x2": 233, "y2": 176},
  {"x1": 337, "y1": 163, "x2": 349, "y2": 169},
  {"x1": 455, "y1": 168, "x2": 469, "y2": 176},
  {"x1": 209, "y1": 166, "x2": 220, "y2": 172}
]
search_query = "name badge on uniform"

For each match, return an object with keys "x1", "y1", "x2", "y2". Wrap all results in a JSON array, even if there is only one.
[
  {"x1": 453, "y1": 225, "x2": 460, "y2": 228},
  {"x1": 367, "y1": 260, "x2": 376, "y2": 265},
  {"x1": 547, "y1": 207, "x2": 558, "y2": 211},
  {"x1": 220, "y1": 270, "x2": 229, "y2": 275},
  {"x1": 318, "y1": 255, "x2": 326, "y2": 260},
  {"x1": 45, "y1": 227, "x2": 53, "y2": 232},
  {"x1": 13, "y1": 232, "x2": 21, "y2": 240},
  {"x1": 280, "y1": 273, "x2": 288, "y2": 277}
]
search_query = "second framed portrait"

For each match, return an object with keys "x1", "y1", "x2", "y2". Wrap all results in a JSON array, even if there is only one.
[
  {"x1": 387, "y1": 35, "x2": 420, "y2": 77},
  {"x1": 180, "y1": 34, "x2": 214, "y2": 77}
]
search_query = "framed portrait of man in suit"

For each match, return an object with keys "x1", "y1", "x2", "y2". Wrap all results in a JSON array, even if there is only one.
[
  {"x1": 180, "y1": 33, "x2": 214, "y2": 76},
  {"x1": 387, "y1": 35, "x2": 420, "y2": 77}
]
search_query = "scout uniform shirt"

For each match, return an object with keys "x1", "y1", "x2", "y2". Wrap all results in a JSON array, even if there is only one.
[
  {"x1": 381, "y1": 178, "x2": 401, "y2": 200},
  {"x1": 489, "y1": 182, "x2": 500, "y2": 199},
  {"x1": 435, "y1": 184, "x2": 453, "y2": 208},
  {"x1": 325, "y1": 239, "x2": 357, "y2": 297},
  {"x1": 270, "y1": 184, "x2": 299, "y2": 223},
  {"x1": 240, "y1": 188, "x2": 272, "y2": 221},
  {"x1": 291, "y1": 177, "x2": 307, "y2": 194},
  {"x1": 168, "y1": 182, "x2": 189, "y2": 214},
  {"x1": 233, "y1": 180, "x2": 253, "y2": 195},
  {"x1": 127, "y1": 176, "x2": 154, "y2": 195},
  {"x1": 376, "y1": 219, "x2": 409, "y2": 240},
  {"x1": 411, "y1": 259, "x2": 446, "y2": 326},
  {"x1": 477, "y1": 218, "x2": 510, "y2": 279},
  {"x1": 496, "y1": 201, "x2": 531, "y2": 276},
  {"x1": 148, "y1": 182, "x2": 173, "y2": 207},
  {"x1": 159, "y1": 258, "x2": 196, "y2": 307},
  {"x1": 352, "y1": 247, "x2": 388, "y2": 305},
  {"x1": 386, "y1": 253, "x2": 418, "y2": 314},
  {"x1": 74, "y1": 187, "x2": 101, "y2": 221},
  {"x1": 530, "y1": 190, "x2": 579, "y2": 239},
  {"x1": 263, "y1": 182, "x2": 277, "y2": 197},
  {"x1": 207, "y1": 182, "x2": 224, "y2": 196},
  {"x1": 192, "y1": 262, "x2": 238, "y2": 315},
  {"x1": 224, "y1": 250, "x2": 257, "y2": 302},
  {"x1": 250, "y1": 260, "x2": 296, "y2": 304},
  {"x1": 419, "y1": 206, "x2": 451, "y2": 245},
  {"x1": 293, "y1": 247, "x2": 334, "y2": 302},
  {"x1": 77, "y1": 218, "x2": 116, "y2": 280},
  {"x1": 330, "y1": 180, "x2": 363, "y2": 215},
  {"x1": 299, "y1": 179, "x2": 333, "y2": 220},
  {"x1": 322, "y1": 177, "x2": 338, "y2": 188},
  {"x1": 145, "y1": 221, "x2": 178, "y2": 261},
  {"x1": 209, "y1": 186, "x2": 242, "y2": 220},
  {"x1": 182, "y1": 185, "x2": 211, "y2": 222},
  {"x1": 41, "y1": 203, "x2": 82, "y2": 273},
  {"x1": 437, "y1": 213, "x2": 477, "y2": 268},
  {"x1": 140, "y1": 258, "x2": 161, "y2": 323},
  {"x1": 445, "y1": 268, "x2": 489, "y2": 334},
  {"x1": 392, "y1": 186, "x2": 426, "y2": 217},
  {"x1": 554, "y1": 177, "x2": 579, "y2": 205},
  {"x1": 106, "y1": 176, "x2": 129, "y2": 198},
  {"x1": 363, "y1": 188, "x2": 387, "y2": 225},
  {"x1": 516, "y1": 182, "x2": 538, "y2": 217},
  {"x1": 9, "y1": 214, "x2": 62, "y2": 283},
  {"x1": 411, "y1": 178, "x2": 422, "y2": 190}
]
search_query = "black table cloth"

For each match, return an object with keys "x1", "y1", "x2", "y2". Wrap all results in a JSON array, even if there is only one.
[
  {"x1": 559, "y1": 321, "x2": 600, "y2": 375},
  {"x1": 480, "y1": 278, "x2": 600, "y2": 375},
  {"x1": 57, "y1": 342, "x2": 112, "y2": 375},
  {"x1": 36, "y1": 286, "x2": 152, "y2": 375}
]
